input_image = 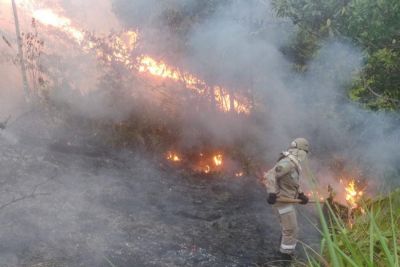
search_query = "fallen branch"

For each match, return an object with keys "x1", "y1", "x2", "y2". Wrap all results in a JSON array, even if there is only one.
[
  {"x1": 2, "y1": 35, "x2": 12, "y2": 48},
  {"x1": 277, "y1": 196, "x2": 324, "y2": 204},
  {"x1": 0, "y1": 171, "x2": 57, "y2": 211},
  {"x1": 0, "y1": 192, "x2": 50, "y2": 211}
]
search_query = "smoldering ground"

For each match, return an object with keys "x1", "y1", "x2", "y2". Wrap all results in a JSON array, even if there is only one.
[
  {"x1": 0, "y1": 116, "x2": 321, "y2": 266},
  {"x1": 0, "y1": 0, "x2": 399, "y2": 266}
]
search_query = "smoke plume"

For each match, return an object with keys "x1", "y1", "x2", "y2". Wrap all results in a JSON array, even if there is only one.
[{"x1": 0, "y1": 0, "x2": 399, "y2": 265}]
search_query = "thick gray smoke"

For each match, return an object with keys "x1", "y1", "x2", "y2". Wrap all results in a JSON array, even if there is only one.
[
  {"x1": 1, "y1": 0, "x2": 399, "y2": 183},
  {"x1": 0, "y1": 0, "x2": 399, "y2": 265},
  {"x1": 111, "y1": 0, "x2": 399, "y2": 185}
]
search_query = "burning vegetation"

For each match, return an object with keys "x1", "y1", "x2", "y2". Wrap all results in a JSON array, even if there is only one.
[
  {"x1": 28, "y1": 7, "x2": 251, "y2": 115},
  {"x1": 3, "y1": 0, "x2": 375, "y2": 221},
  {"x1": 166, "y1": 151, "x2": 181, "y2": 162},
  {"x1": 164, "y1": 150, "x2": 244, "y2": 176},
  {"x1": 15, "y1": 5, "x2": 258, "y2": 179},
  {"x1": 1, "y1": 1, "x2": 399, "y2": 266},
  {"x1": 343, "y1": 178, "x2": 364, "y2": 209}
]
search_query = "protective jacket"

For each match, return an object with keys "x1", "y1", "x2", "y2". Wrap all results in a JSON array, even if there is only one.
[
  {"x1": 263, "y1": 140, "x2": 310, "y2": 256},
  {"x1": 274, "y1": 153, "x2": 302, "y2": 198},
  {"x1": 264, "y1": 150, "x2": 303, "y2": 199}
]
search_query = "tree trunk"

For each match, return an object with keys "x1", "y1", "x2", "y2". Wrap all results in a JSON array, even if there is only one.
[{"x1": 11, "y1": 0, "x2": 30, "y2": 100}]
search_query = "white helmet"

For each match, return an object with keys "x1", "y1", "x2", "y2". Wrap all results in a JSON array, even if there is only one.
[{"x1": 290, "y1": 137, "x2": 309, "y2": 153}]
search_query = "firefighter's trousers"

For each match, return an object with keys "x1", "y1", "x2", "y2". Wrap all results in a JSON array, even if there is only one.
[{"x1": 274, "y1": 204, "x2": 298, "y2": 254}]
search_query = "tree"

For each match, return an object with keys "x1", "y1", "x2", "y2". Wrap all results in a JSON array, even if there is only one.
[
  {"x1": 272, "y1": 0, "x2": 400, "y2": 110},
  {"x1": 11, "y1": 0, "x2": 30, "y2": 100}
]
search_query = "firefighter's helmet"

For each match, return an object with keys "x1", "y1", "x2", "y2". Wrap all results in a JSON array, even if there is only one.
[{"x1": 290, "y1": 137, "x2": 309, "y2": 153}]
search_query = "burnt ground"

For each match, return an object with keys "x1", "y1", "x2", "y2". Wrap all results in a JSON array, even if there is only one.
[{"x1": 0, "y1": 117, "x2": 320, "y2": 267}]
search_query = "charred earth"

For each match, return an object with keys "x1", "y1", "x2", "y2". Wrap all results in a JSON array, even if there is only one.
[{"x1": 0, "y1": 112, "x2": 320, "y2": 267}]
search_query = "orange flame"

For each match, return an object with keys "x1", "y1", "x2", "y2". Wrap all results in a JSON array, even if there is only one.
[
  {"x1": 235, "y1": 171, "x2": 244, "y2": 177},
  {"x1": 138, "y1": 55, "x2": 207, "y2": 95},
  {"x1": 344, "y1": 179, "x2": 363, "y2": 209},
  {"x1": 214, "y1": 86, "x2": 231, "y2": 112},
  {"x1": 22, "y1": 4, "x2": 254, "y2": 115},
  {"x1": 166, "y1": 151, "x2": 181, "y2": 162},
  {"x1": 203, "y1": 165, "x2": 211, "y2": 174},
  {"x1": 213, "y1": 154, "x2": 223, "y2": 166},
  {"x1": 33, "y1": 9, "x2": 84, "y2": 43},
  {"x1": 138, "y1": 57, "x2": 251, "y2": 114},
  {"x1": 108, "y1": 31, "x2": 138, "y2": 65}
]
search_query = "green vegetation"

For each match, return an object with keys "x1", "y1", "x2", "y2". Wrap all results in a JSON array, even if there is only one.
[
  {"x1": 304, "y1": 189, "x2": 400, "y2": 266},
  {"x1": 272, "y1": 0, "x2": 400, "y2": 110}
]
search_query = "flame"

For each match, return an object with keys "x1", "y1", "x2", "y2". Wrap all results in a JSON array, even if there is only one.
[
  {"x1": 33, "y1": 9, "x2": 84, "y2": 43},
  {"x1": 203, "y1": 165, "x2": 210, "y2": 174},
  {"x1": 344, "y1": 179, "x2": 363, "y2": 209},
  {"x1": 138, "y1": 55, "x2": 206, "y2": 95},
  {"x1": 337, "y1": 178, "x2": 364, "y2": 209},
  {"x1": 213, "y1": 154, "x2": 223, "y2": 166},
  {"x1": 108, "y1": 31, "x2": 138, "y2": 65},
  {"x1": 214, "y1": 86, "x2": 232, "y2": 113},
  {"x1": 235, "y1": 171, "x2": 244, "y2": 177},
  {"x1": 166, "y1": 151, "x2": 181, "y2": 162},
  {"x1": 138, "y1": 57, "x2": 251, "y2": 114},
  {"x1": 26, "y1": 5, "x2": 252, "y2": 115},
  {"x1": 192, "y1": 153, "x2": 225, "y2": 174}
]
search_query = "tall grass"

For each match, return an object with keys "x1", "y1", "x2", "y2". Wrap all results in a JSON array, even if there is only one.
[{"x1": 305, "y1": 189, "x2": 400, "y2": 267}]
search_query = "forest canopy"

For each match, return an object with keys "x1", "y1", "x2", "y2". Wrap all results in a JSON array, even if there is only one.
[{"x1": 271, "y1": 0, "x2": 400, "y2": 111}]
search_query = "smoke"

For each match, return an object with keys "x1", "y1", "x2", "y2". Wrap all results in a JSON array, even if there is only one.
[
  {"x1": 2, "y1": 0, "x2": 399, "y2": 181},
  {"x1": 0, "y1": 141, "x2": 173, "y2": 266},
  {"x1": 111, "y1": 0, "x2": 399, "y2": 185},
  {"x1": 0, "y1": 0, "x2": 399, "y2": 264}
]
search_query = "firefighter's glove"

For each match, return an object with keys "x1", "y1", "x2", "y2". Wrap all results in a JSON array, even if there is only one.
[
  {"x1": 267, "y1": 193, "x2": 277, "y2": 205},
  {"x1": 298, "y1": 192, "x2": 309, "y2": 204}
]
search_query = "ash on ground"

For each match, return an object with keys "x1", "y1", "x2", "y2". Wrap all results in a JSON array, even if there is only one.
[{"x1": 0, "y1": 113, "x2": 320, "y2": 267}]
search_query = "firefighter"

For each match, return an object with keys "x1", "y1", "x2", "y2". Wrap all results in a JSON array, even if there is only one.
[{"x1": 264, "y1": 137, "x2": 310, "y2": 259}]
